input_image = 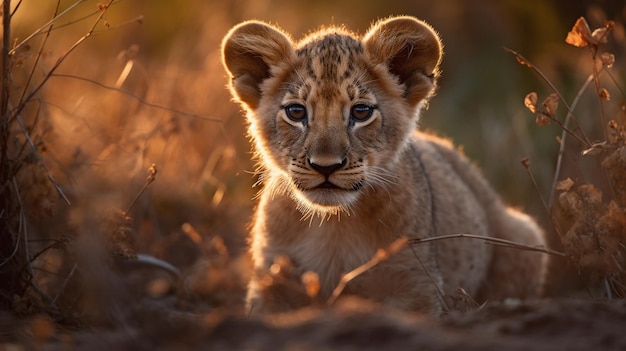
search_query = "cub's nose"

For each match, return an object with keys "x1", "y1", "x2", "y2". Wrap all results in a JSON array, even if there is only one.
[{"x1": 307, "y1": 157, "x2": 347, "y2": 177}]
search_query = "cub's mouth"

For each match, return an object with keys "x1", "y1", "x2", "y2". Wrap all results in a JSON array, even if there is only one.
[
  {"x1": 291, "y1": 177, "x2": 363, "y2": 211},
  {"x1": 313, "y1": 181, "x2": 341, "y2": 190},
  {"x1": 310, "y1": 180, "x2": 363, "y2": 192}
]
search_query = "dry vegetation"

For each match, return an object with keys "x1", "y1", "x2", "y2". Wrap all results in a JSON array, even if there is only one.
[
  {"x1": 1, "y1": 0, "x2": 626, "y2": 350},
  {"x1": 512, "y1": 16, "x2": 626, "y2": 297}
]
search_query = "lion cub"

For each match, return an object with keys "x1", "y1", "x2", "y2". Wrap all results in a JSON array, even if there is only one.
[{"x1": 222, "y1": 16, "x2": 548, "y2": 314}]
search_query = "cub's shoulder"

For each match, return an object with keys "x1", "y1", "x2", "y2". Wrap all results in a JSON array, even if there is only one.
[{"x1": 412, "y1": 131, "x2": 466, "y2": 159}]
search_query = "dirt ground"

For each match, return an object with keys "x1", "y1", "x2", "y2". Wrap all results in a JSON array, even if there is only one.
[
  {"x1": 1, "y1": 227, "x2": 623, "y2": 350},
  {"x1": 2, "y1": 295, "x2": 625, "y2": 350}
]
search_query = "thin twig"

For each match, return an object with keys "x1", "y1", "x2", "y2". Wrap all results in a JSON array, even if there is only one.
[
  {"x1": 605, "y1": 69, "x2": 626, "y2": 99},
  {"x1": 590, "y1": 50, "x2": 608, "y2": 140},
  {"x1": 546, "y1": 113, "x2": 590, "y2": 147},
  {"x1": 11, "y1": 102, "x2": 71, "y2": 205},
  {"x1": 4, "y1": 1, "x2": 117, "y2": 206},
  {"x1": 16, "y1": 0, "x2": 61, "y2": 111},
  {"x1": 505, "y1": 47, "x2": 591, "y2": 147},
  {"x1": 1, "y1": 0, "x2": 12, "y2": 172},
  {"x1": 379, "y1": 219, "x2": 449, "y2": 310},
  {"x1": 403, "y1": 234, "x2": 449, "y2": 311},
  {"x1": 124, "y1": 164, "x2": 157, "y2": 215},
  {"x1": 9, "y1": 0, "x2": 88, "y2": 55},
  {"x1": 521, "y1": 158, "x2": 553, "y2": 223},
  {"x1": 27, "y1": 9, "x2": 102, "y2": 34},
  {"x1": 52, "y1": 263, "x2": 77, "y2": 305},
  {"x1": 91, "y1": 15, "x2": 144, "y2": 35},
  {"x1": 327, "y1": 237, "x2": 409, "y2": 305},
  {"x1": 9, "y1": 0, "x2": 22, "y2": 17},
  {"x1": 0, "y1": 222, "x2": 19, "y2": 268},
  {"x1": 408, "y1": 233, "x2": 566, "y2": 257},
  {"x1": 11, "y1": 7, "x2": 140, "y2": 42},
  {"x1": 11, "y1": 0, "x2": 114, "y2": 120},
  {"x1": 0, "y1": 178, "x2": 25, "y2": 269},
  {"x1": 51, "y1": 73, "x2": 222, "y2": 122},
  {"x1": 20, "y1": 239, "x2": 66, "y2": 275},
  {"x1": 12, "y1": 178, "x2": 32, "y2": 278},
  {"x1": 548, "y1": 73, "x2": 595, "y2": 208}
]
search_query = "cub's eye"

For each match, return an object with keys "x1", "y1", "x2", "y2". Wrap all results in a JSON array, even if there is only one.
[
  {"x1": 284, "y1": 104, "x2": 307, "y2": 122},
  {"x1": 350, "y1": 104, "x2": 375, "y2": 122}
]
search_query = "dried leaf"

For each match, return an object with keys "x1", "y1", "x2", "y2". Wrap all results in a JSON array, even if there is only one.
[
  {"x1": 301, "y1": 271, "x2": 320, "y2": 298},
  {"x1": 536, "y1": 114, "x2": 550, "y2": 126},
  {"x1": 556, "y1": 178, "x2": 575, "y2": 191},
  {"x1": 514, "y1": 55, "x2": 532, "y2": 68},
  {"x1": 601, "y1": 53, "x2": 615, "y2": 68},
  {"x1": 582, "y1": 141, "x2": 607, "y2": 156},
  {"x1": 599, "y1": 88, "x2": 611, "y2": 101},
  {"x1": 520, "y1": 157, "x2": 530, "y2": 168},
  {"x1": 524, "y1": 92, "x2": 538, "y2": 113},
  {"x1": 591, "y1": 27, "x2": 609, "y2": 44},
  {"x1": 592, "y1": 21, "x2": 614, "y2": 45},
  {"x1": 566, "y1": 17, "x2": 593, "y2": 47},
  {"x1": 558, "y1": 191, "x2": 582, "y2": 216},
  {"x1": 578, "y1": 184, "x2": 602, "y2": 205},
  {"x1": 542, "y1": 93, "x2": 559, "y2": 115}
]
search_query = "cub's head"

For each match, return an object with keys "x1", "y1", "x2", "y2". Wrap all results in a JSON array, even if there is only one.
[{"x1": 222, "y1": 16, "x2": 442, "y2": 217}]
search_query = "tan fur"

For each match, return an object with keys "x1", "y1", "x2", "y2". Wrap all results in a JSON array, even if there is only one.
[{"x1": 222, "y1": 16, "x2": 548, "y2": 315}]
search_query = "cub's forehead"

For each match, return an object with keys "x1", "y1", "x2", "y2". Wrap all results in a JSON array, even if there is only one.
[
  {"x1": 291, "y1": 30, "x2": 368, "y2": 90},
  {"x1": 296, "y1": 29, "x2": 364, "y2": 55}
]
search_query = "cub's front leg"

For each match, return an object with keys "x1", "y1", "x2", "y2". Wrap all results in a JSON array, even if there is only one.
[
  {"x1": 245, "y1": 256, "x2": 313, "y2": 315},
  {"x1": 342, "y1": 255, "x2": 445, "y2": 315}
]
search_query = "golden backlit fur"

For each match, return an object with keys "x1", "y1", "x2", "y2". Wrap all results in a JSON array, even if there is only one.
[{"x1": 222, "y1": 16, "x2": 548, "y2": 315}]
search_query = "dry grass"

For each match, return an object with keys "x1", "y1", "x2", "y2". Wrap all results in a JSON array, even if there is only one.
[{"x1": 1, "y1": 0, "x2": 252, "y2": 326}]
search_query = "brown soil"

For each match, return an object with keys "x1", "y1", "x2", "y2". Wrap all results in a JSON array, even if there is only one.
[{"x1": 4, "y1": 296, "x2": 625, "y2": 350}]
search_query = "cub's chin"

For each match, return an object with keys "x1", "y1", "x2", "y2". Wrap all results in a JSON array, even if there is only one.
[{"x1": 291, "y1": 184, "x2": 361, "y2": 217}]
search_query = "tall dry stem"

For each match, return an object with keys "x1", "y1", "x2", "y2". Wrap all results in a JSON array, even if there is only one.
[{"x1": 0, "y1": 0, "x2": 28, "y2": 311}]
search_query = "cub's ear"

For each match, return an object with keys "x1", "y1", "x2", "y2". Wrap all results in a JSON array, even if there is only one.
[
  {"x1": 364, "y1": 16, "x2": 443, "y2": 106},
  {"x1": 222, "y1": 21, "x2": 295, "y2": 109}
]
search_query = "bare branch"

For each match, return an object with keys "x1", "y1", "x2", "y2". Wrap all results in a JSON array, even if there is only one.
[
  {"x1": 548, "y1": 73, "x2": 594, "y2": 208},
  {"x1": 520, "y1": 157, "x2": 551, "y2": 226},
  {"x1": 9, "y1": 0, "x2": 88, "y2": 55},
  {"x1": 12, "y1": 103, "x2": 71, "y2": 205},
  {"x1": 12, "y1": 0, "x2": 115, "y2": 120},
  {"x1": 505, "y1": 47, "x2": 591, "y2": 147},
  {"x1": 124, "y1": 164, "x2": 157, "y2": 215},
  {"x1": 1, "y1": 0, "x2": 12, "y2": 171},
  {"x1": 327, "y1": 237, "x2": 409, "y2": 305},
  {"x1": 9, "y1": 0, "x2": 22, "y2": 17},
  {"x1": 408, "y1": 233, "x2": 566, "y2": 257},
  {"x1": 51, "y1": 73, "x2": 222, "y2": 122},
  {"x1": 16, "y1": 0, "x2": 61, "y2": 110},
  {"x1": 52, "y1": 263, "x2": 77, "y2": 305}
]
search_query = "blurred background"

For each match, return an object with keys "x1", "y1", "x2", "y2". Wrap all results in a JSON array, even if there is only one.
[{"x1": 4, "y1": 0, "x2": 626, "y2": 323}]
